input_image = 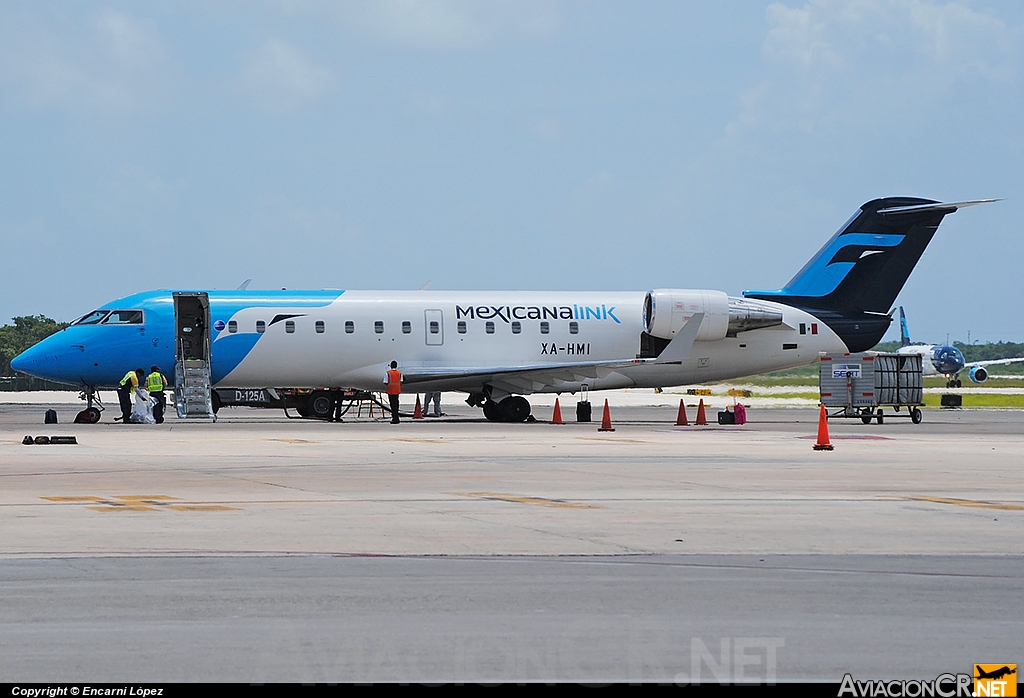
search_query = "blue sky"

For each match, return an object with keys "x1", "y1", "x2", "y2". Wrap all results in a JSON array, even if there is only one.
[{"x1": 1, "y1": 1, "x2": 1021, "y2": 343}]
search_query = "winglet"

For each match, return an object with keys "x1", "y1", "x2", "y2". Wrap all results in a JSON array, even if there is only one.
[{"x1": 655, "y1": 313, "x2": 704, "y2": 363}]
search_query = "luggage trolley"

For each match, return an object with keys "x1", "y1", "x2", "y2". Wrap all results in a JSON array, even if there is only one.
[{"x1": 819, "y1": 352, "x2": 924, "y2": 424}]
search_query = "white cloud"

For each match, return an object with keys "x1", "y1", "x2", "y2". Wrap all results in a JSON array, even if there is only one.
[
  {"x1": 0, "y1": 7, "x2": 166, "y2": 113},
  {"x1": 239, "y1": 38, "x2": 335, "y2": 113}
]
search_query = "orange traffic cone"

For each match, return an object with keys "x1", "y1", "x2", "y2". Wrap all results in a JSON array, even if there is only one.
[
  {"x1": 675, "y1": 399, "x2": 689, "y2": 426},
  {"x1": 598, "y1": 399, "x2": 615, "y2": 432},
  {"x1": 813, "y1": 403, "x2": 834, "y2": 451},
  {"x1": 695, "y1": 399, "x2": 708, "y2": 425},
  {"x1": 413, "y1": 396, "x2": 423, "y2": 420},
  {"x1": 552, "y1": 398, "x2": 563, "y2": 424}
]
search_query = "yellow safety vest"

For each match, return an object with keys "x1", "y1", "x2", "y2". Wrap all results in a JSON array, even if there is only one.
[
  {"x1": 146, "y1": 372, "x2": 165, "y2": 393},
  {"x1": 120, "y1": 371, "x2": 138, "y2": 388}
]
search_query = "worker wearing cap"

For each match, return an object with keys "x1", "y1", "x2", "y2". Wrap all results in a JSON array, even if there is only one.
[
  {"x1": 118, "y1": 368, "x2": 144, "y2": 424},
  {"x1": 384, "y1": 361, "x2": 403, "y2": 424},
  {"x1": 146, "y1": 366, "x2": 169, "y2": 424}
]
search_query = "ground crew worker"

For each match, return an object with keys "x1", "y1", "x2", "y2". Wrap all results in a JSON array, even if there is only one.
[
  {"x1": 424, "y1": 391, "x2": 442, "y2": 417},
  {"x1": 146, "y1": 365, "x2": 168, "y2": 424},
  {"x1": 384, "y1": 361, "x2": 403, "y2": 424},
  {"x1": 118, "y1": 368, "x2": 145, "y2": 424}
]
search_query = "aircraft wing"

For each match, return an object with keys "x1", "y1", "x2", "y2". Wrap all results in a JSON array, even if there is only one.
[
  {"x1": 401, "y1": 313, "x2": 704, "y2": 393},
  {"x1": 967, "y1": 357, "x2": 1024, "y2": 369}
]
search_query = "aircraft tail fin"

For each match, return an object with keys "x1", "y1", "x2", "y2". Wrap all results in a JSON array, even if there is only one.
[
  {"x1": 899, "y1": 306, "x2": 911, "y2": 347},
  {"x1": 743, "y1": 198, "x2": 994, "y2": 352}
]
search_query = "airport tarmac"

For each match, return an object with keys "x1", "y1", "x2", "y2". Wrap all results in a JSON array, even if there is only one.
[{"x1": 1, "y1": 401, "x2": 1021, "y2": 683}]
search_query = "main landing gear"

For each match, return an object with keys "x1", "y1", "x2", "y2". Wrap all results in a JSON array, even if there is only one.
[
  {"x1": 471, "y1": 394, "x2": 533, "y2": 423},
  {"x1": 945, "y1": 378, "x2": 962, "y2": 388}
]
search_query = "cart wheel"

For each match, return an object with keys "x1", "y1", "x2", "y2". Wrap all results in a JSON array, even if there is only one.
[
  {"x1": 876, "y1": 408, "x2": 884, "y2": 425},
  {"x1": 911, "y1": 408, "x2": 922, "y2": 424}
]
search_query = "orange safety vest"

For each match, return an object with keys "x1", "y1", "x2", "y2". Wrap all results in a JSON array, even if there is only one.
[{"x1": 385, "y1": 369, "x2": 402, "y2": 395}]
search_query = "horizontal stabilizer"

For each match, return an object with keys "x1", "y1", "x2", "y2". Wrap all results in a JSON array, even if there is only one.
[{"x1": 877, "y1": 199, "x2": 999, "y2": 215}]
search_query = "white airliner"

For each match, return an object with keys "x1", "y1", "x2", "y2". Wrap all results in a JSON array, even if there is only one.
[
  {"x1": 895, "y1": 307, "x2": 1023, "y2": 388},
  {"x1": 11, "y1": 197, "x2": 992, "y2": 422}
]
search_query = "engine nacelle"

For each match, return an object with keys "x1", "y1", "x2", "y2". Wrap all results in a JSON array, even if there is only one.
[
  {"x1": 644, "y1": 289, "x2": 729, "y2": 342},
  {"x1": 969, "y1": 366, "x2": 988, "y2": 383}
]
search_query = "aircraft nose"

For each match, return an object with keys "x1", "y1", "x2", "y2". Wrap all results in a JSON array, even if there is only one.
[
  {"x1": 10, "y1": 338, "x2": 60, "y2": 380},
  {"x1": 10, "y1": 345, "x2": 38, "y2": 374}
]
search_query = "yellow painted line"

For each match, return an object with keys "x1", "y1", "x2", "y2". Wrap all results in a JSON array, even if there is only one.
[
  {"x1": 112, "y1": 495, "x2": 180, "y2": 502},
  {"x1": 267, "y1": 438, "x2": 319, "y2": 444},
  {"x1": 395, "y1": 438, "x2": 447, "y2": 444},
  {"x1": 908, "y1": 496, "x2": 1024, "y2": 511},
  {"x1": 165, "y1": 504, "x2": 240, "y2": 512},
  {"x1": 42, "y1": 494, "x2": 238, "y2": 513},
  {"x1": 449, "y1": 491, "x2": 601, "y2": 509},
  {"x1": 88, "y1": 504, "x2": 157, "y2": 513}
]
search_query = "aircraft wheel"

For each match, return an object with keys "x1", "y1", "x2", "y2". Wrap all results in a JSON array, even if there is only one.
[
  {"x1": 307, "y1": 391, "x2": 333, "y2": 420},
  {"x1": 482, "y1": 399, "x2": 502, "y2": 422},
  {"x1": 85, "y1": 407, "x2": 101, "y2": 424},
  {"x1": 955, "y1": 379, "x2": 962, "y2": 388},
  {"x1": 876, "y1": 409, "x2": 884, "y2": 425},
  {"x1": 499, "y1": 396, "x2": 532, "y2": 423},
  {"x1": 911, "y1": 407, "x2": 923, "y2": 424}
]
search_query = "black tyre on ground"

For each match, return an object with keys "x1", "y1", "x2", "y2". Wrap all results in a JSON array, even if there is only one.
[
  {"x1": 307, "y1": 391, "x2": 333, "y2": 420},
  {"x1": 482, "y1": 399, "x2": 502, "y2": 422},
  {"x1": 876, "y1": 408, "x2": 884, "y2": 425},
  {"x1": 499, "y1": 396, "x2": 532, "y2": 423},
  {"x1": 911, "y1": 407, "x2": 923, "y2": 424}
]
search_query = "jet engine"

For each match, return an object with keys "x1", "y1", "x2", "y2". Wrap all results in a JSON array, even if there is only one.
[
  {"x1": 969, "y1": 366, "x2": 988, "y2": 383},
  {"x1": 644, "y1": 290, "x2": 729, "y2": 342}
]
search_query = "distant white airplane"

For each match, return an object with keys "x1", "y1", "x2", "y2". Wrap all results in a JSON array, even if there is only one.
[
  {"x1": 12, "y1": 197, "x2": 993, "y2": 422},
  {"x1": 895, "y1": 306, "x2": 1024, "y2": 387}
]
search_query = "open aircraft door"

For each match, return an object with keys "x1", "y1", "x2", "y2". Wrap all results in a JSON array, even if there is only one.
[
  {"x1": 425, "y1": 309, "x2": 444, "y2": 346},
  {"x1": 173, "y1": 292, "x2": 216, "y2": 420}
]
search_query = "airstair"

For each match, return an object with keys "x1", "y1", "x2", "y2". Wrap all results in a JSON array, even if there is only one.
[{"x1": 173, "y1": 292, "x2": 216, "y2": 421}]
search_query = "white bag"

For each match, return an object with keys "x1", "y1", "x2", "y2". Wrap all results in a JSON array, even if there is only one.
[{"x1": 130, "y1": 387, "x2": 157, "y2": 424}]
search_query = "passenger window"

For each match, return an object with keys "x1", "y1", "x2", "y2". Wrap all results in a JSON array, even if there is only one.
[
  {"x1": 102, "y1": 310, "x2": 144, "y2": 325},
  {"x1": 345, "y1": 321, "x2": 354, "y2": 334},
  {"x1": 540, "y1": 321, "x2": 549, "y2": 334},
  {"x1": 511, "y1": 321, "x2": 521, "y2": 334},
  {"x1": 375, "y1": 321, "x2": 384, "y2": 334},
  {"x1": 228, "y1": 320, "x2": 237, "y2": 333},
  {"x1": 485, "y1": 321, "x2": 495, "y2": 334},
  {"x1": 402, "y1": 321, "x2": 412, "y2": 334},
  {"x1": 256, "y1": 320, "x2": 266, "y2": 334},
  {"x1": 315, "y1": 320, "x2": 325, "y2": 334},
  {"x1": 285, "y1": 320, "x2": 295, "y2": 334},
  {"x1": 569, "y1": 321, "x2": 579, "y2": 334},
  {"x1": 457, "y1": 321, "x2": 467, "y2": 334},
  {"x1": 429, "y1": 321, "x2": 440, "y2": 334}
]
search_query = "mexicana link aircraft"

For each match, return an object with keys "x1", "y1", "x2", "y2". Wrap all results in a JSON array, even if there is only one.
[
  {"x1": 12, "y1": 197, "x2": 992, "y2": 423},
  {"x1": 895, "y1": 306, "x2": 1023, "y2": 388}
]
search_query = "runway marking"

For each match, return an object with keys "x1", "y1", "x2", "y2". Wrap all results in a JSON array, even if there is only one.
[
  {"x1": 41, "y1": 494, "x2": 240, "y2": 513},
  {"x1": 449, "y1": 491, "x2": 601, "y2": 509},
  {"x1": 395, "y1": 438, "x2": 447, "y2": 444},
  {"x1": 267, "y1": 438, "x2": 319, "y2": 444},
  {"x1": 576, "y1": 437, "x2": 651, "y2": 444},
  {"x1": 908, "y1": 496, "x2": 1024, "y2": 511},
  {"x1": 798, "y1": 435, "x2": 892, "y2": 440}
]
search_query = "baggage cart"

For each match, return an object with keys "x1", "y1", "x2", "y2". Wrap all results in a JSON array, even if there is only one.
[{"x1": 819, "y1": 352, "x2": 924, "y2": 424}]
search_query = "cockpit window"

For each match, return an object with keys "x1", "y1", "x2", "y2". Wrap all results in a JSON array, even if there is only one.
[
  {"x1": 101, "y1": 310, "x2": 144, "y2": 325},
  {"x1": 73, "y1": 310, "x2": 110, "y2": 326}
]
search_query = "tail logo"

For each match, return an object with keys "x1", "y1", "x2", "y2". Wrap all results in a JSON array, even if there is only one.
[{"x1": 778, "y1": 232, "x2": 905, "y2": 298}]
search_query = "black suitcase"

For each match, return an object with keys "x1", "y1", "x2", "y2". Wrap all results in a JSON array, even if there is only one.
[
  {"x1": 717, "y1": 410, "x2": 735, "y2": 425},
  {"x1": 44, "y1": 409, "x2": 58, "y2": 424},
  {"x1": 576, "y1": 400, "x2": 592, "y2": 422}
]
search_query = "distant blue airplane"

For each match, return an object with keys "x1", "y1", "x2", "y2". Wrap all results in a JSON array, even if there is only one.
[{"x1": 896, "y1": 307, "x2": 1023, "y2": 387}]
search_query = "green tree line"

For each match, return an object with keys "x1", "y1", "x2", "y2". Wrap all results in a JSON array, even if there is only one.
[{"x1": 0, "y1": 315, "x2": 69, "y2": 376}]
